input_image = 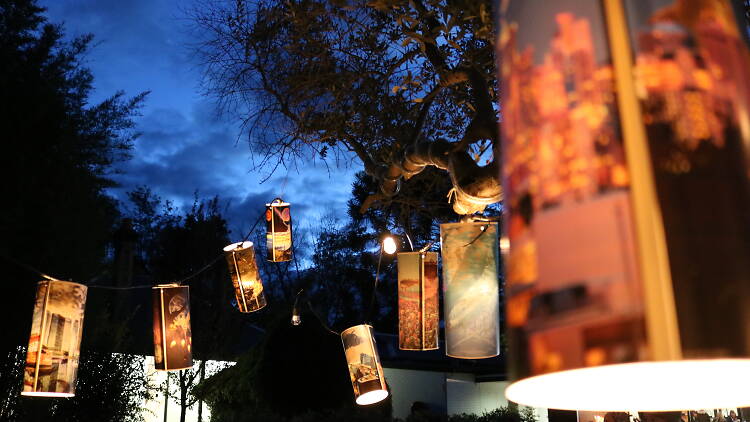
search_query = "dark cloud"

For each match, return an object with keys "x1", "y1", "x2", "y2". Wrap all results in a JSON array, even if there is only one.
[{"x1": 42, "y1": 0, "x2": 360, "y2": 237}]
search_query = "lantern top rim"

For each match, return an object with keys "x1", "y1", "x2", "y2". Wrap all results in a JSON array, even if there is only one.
[
  {"x1": 440, "y1": 221, "x2": 498, "y2": 229},
  {"x1": 341, "y1": 323, "x2": 373, "y2": 335},
  {"x1": 396, "y1": 251, "x2": 437, "y2": 256},
  {"x1": 38, "y1": 278, "x2": 86, "y2": 288},
  {"x1": 152, "y1": 283, "x2": 182, "y2": 289},
  {"x1": 266, "y1": 200, "x2": 290, "y2": 207},
  {"x1": 223, "y1": 241, "x2": 253, "y2": 251}
]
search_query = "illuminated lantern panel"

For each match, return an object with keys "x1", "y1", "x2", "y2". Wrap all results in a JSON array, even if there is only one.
[
  {"x1": 499, "y1": 0, "x2": 750, "y2": 411},
  {"x1": 223, "y1": 241, "x2": 267, "y2": 313},
  {"x1": 266, "y1": 199, "x2": 292, "y2": 262},
  {"x1": 440, "y1": 222, "x2": 500, "y2": 359},
  {"x1": 22, "y1": 280, "x2": 87, "y2": 397},
  {"x1": 152, "y1": 284, "x2": 193, "y2": 371},
  {"x1": 397, "y1": 252, "x2": 439, "y2": 351},
  {"x1": 341, "y1": 324, "x2": 389, "y2": 405}
]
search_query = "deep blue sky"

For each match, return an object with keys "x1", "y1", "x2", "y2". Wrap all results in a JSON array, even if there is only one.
[{"x1": 40, "y1": 0, "x2": 360, "y2": 239}]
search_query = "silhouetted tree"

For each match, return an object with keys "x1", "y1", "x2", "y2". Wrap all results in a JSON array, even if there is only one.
[
  {"x1": 0, "y1": 0, "x2": 150, "y2": 420},
  {"x1": 189, "y1": 0, "x2": 501, "y2": 217}
]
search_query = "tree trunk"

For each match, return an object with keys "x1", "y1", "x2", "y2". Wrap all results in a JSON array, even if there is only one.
[
  {"x1": 163, "y1": 376, "x2": 168, "y2": 422},
  {"x1": 179, "y1": 371, "x2": 187, "y2": 422},
  {"x1": 197, "y1": 363, "x2": 205, "y2": 422}
]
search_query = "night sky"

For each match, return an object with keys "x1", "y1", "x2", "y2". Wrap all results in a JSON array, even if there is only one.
[{"x1": 40, "y1": 0, "x2": 360, "y2": 239}]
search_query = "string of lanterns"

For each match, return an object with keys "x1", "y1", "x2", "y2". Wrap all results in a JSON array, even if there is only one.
[{"x1": 13, "y1": 197, "x2": 503, "y2": 407}]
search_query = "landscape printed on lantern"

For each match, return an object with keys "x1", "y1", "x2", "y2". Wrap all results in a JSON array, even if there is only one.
[
  {"x1": 226, "y1": 245, "x2": 266, "y2": 312},
  {"x1": 499, "y1": 0, "x2": 750, "y2": 375},
  {"x1": 440, "y1": 223, "x2": 500, "y2": 359},
  {"x1": 341, "y1": 325, "x2": 383, "y2": 397},
  {"x1": 24, "y1": 281, "x2": 87, "y2": 394},
  {"x1": 398, "y1": 252, "x2": 439, "y2": 350}
]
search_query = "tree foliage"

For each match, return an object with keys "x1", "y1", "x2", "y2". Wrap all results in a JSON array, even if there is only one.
[
  {"x1": 190, "y1": 0, "x2": 501, "y2": 216},
  {"x1": 0, "y1": 1, "x2": 151, "y2": 420}
]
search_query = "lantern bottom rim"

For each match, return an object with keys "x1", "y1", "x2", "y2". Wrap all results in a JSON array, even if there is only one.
[
  {"x1": 21, "y1": 391, "x2": 75, "y2": 398},
  {"x1": 238, "y1": 302, "x2": 267, "y2": 313},
  {"x1": 399, "y1": 346, "x2": 440, "y2": 351},
  {"x1": 505, "y1": 358, "x2": 750, "y2": 411},
  {"x1": 155, "y1": 365, "x2": 194, "y2": 372},
  {"x1": 446, "y1": 352, "x2": 500, "y2": 359},
  {"x1": 356, "y1": 389, "x2": 389, "y2": 405}
]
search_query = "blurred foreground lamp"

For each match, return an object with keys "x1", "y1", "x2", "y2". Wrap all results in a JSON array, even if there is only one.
[
  {"x1": 397, "y1": 252, "x2": 439, "y2": 350},
  {"x1": 341, "y1": 324, "x2": 389, "y2": 405},
  {"x1": 440, "y1": 222, "x2": 500, "y2": 359},
  {"x1": 153, "y1": 284, "x2": 193, "y2": 371},
  {"x1": 266, "y1": 198, "x2": 292, "y2": 262},
  {"x1": 499, "y1": 0, "x2": 750, "y2": 410},
  {"x1": 22, "y1": 279, "x2": 87, "y2": 397},
  {"x1": 224, "y1": 241, "x2": 267, "y2": 313}
]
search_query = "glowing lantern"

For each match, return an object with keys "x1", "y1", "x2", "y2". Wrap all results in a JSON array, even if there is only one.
[
  {"x1": 266, "y1": 199, "x2": 292, "y2": 262},
  {"x1": 498, "y1": 0, "x2": 750, "y2": 410},
  {"x1": 440, "y1": 222, "x2": 501, "y2": 359},
  {"x1": 152, "y1": 284, "x2": 193, "y2": 371},
  {"x1": 341, "y1": 324, "x2": 389, "y2": 405},
  {"x1": 397, "y1": 252, "x2": 439, "y2": 350},
  {"x1": 223, "y1": 241, "x2": 267, "y2": 313},
  {"x1": 22, "y1": 279, "x2": 87, "y2": 397}
]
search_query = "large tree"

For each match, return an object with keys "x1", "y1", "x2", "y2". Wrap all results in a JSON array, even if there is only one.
[{"x1": 190, "y1": 0, "x2": 501, "y2": 217}]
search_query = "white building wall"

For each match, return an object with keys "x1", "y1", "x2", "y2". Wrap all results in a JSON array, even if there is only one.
[
  {"x1": 383, "y1": 367, "x2": 447, "y2": 419},
  {"x1": 142, "y1": 356, "x2": 234, "y2": 422},
  {"x1": 446, "y1": 374, "x2": 510, "y2": 415}
]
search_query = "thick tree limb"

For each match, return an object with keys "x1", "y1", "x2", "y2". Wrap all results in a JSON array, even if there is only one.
[{"x1": 359, "y1": 138, "x2": 502, "y2": 215}]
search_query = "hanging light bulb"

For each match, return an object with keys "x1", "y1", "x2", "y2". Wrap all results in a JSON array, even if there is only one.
[
  {"x1": 152, "y1": 284, "x2": 193, "y2": 371},
  {"x1": 397, "y1": 252, "x2": 439, "y2": 350},
  {"x1": 440, "y1": 222, "x2": 501, "y2": 359},
  {"x1": 381, "y1": 236, "x2": 397, "y2": 255},
  {"x1": 223, "y1": 241, "x2": 267, "y2": 313},
  {"x1": 498, "y1": 0, "x2": 750, "y2": 411},
  {"x1": 291, "y1": 306, "x2": 301, "y2": 326},
  {"x1": 266, "y1": 198, "x2": 292, "y2": 262},
  {"x1": 22, "y1": 279, "x2": 87, "y2": 397},
  {"x1": 341, "y1": 324, "x2": 389, "y2": 405}
]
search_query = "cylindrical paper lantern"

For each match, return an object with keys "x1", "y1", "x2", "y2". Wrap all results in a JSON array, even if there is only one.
[
  {"x1": 266, "y1": 199, "x2": 292, "y2": 262},
  {"x1": 499, "y1": 0, "x2": 750, "y2": 410},
  {"x1": 22, "y1": 279, "x2": 87, "y2": 397},
  {"x1": 397, "y1": 252, "x2": 439, "y2": 351},
  {"x1": 152, "y1": 284, "x2": 193, "y2": 371},
  {"x1": 440, "y1": 222, "x2": 500, "y2": 359},
  {"x1": 341, "y1": 324, "x2": 389, "y2": 405},
  {"x1": 223, "y1": 241, "x2": 267, "y2": 313}
]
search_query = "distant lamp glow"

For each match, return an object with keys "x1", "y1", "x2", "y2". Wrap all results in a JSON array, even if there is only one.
[
  {"x1": 291, "y1": 307, "x2": 301, "y2": 326},
  {"x1": 152, "y1": 284, "x2": 193, "y2": 371},
  {"x1": 381, "y1": 236, "x2": 397, "y2": 255},
  {"x1": 341, "y1": 324, "x2": 389, "y2": 405},
  {"x1": 22, "y1": 279, "x2": 87, "y2": 397},
  {"x1": 440, "y1": 222, "x2": 500, "y2": 359},
  {"x1": 266, "y1": 199, "x2": 292, "y2": 262},
  {"x1": 224, "y1": 241, "x2": 267, "y2": 313},
  {"x1": 397, "y1": 252, "x2": 439, "y2": 350}
]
